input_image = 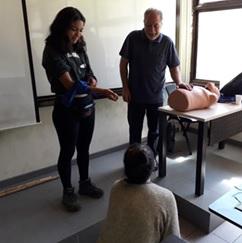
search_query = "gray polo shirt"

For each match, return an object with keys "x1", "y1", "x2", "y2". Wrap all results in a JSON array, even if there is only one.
[{"x1": 119, "y1": 30, "x2": 180, "y2": 104}]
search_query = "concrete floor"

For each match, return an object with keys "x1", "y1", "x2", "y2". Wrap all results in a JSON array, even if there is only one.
[{"x1": 1, "y1": 134, "x2": 242, "y2": 243}]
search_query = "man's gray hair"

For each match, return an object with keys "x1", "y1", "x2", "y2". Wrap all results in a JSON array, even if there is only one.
[{"x1": 144, "y1": 8, "x2": 163, "y2": 21}]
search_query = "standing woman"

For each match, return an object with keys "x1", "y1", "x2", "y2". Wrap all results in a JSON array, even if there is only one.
[{"x1": 42, "y1": 7, "x2": 118, "y2": 212}]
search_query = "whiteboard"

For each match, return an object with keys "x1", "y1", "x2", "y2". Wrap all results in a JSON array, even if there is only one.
[
  {"x1": 0, "y1": 0, "x2": 37, "y2": 131},
  {"x1": 26, "y1": 0, "x2": 176, "y2": 97}
]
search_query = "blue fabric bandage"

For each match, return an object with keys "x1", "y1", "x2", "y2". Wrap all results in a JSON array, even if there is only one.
[{"x1": 61, "y1": 80, "x2": 90, "y2": 107}]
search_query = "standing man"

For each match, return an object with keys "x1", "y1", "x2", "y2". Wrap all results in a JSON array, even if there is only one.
[{"x1": 119, "y1": 8, "x2": 191, "y2": 155}]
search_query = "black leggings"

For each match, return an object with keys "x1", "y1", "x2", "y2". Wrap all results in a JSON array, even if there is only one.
[{"x1": 52, "y1": 101, "x2": 95, "y2": 189}]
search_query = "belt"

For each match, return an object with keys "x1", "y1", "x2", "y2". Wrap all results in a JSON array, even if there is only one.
[{"x1": 75, "y1": 94, "x2": 88, "y2": 98}]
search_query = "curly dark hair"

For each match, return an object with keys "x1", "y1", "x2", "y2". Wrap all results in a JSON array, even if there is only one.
[
  {"x1": 124, "y1": 143, "x2": 155, "y2": 184},
  {"x1": 45, "y1": 7, "x2": 86, "y2": 53}
]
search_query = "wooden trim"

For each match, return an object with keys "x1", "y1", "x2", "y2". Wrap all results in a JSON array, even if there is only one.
[
  {"x1": 0, "y1": 175, "x2": 59, "y2": 197},
  {"x1": 196, "y1": 0, "x2": 242, "y2": 12},
  {"x1": 190, "y1": 0, "x2": 199, "y2": 81},
  {"x1": 190, "y1": 0, "x2": 242, "y2": 83},
  {"x1": 175, "y1": 0, "x2": 180, "y2": 52}
]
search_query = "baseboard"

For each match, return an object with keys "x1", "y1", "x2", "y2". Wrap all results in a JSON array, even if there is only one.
[{"x1": 0, "y1": 165, "x2": 58, "y2": 189}]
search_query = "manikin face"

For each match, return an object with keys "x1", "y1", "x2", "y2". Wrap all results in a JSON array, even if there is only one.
[
  {"x1": 66, "y1": 20, "x2": 85, "y2": 45},
  {"x1": 144, "y1": 11, "x2": 162, "y2": 41}
]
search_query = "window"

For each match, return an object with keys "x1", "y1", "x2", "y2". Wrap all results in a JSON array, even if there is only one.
[
  {"x1": 199, "y1": 0, "x2": 225, "y2": 3},
  {"x1": 191, "y1": 0, "x2": 242, "y2": 88}
]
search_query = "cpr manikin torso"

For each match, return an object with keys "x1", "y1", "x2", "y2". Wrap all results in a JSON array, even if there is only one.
[{"x1": 168, "y1": 82, "x2": 220, "y2": 112}]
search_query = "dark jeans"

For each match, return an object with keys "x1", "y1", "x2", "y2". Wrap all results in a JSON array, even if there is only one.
[
  {"x1": 128, "y1": 102, "x2": 162, "y2": 156},
  {"x1": 52, "y1": 101, "x2": 95, "y2": 189}
]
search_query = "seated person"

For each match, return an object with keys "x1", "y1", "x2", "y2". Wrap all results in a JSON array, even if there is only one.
[
  {"x1": 97, "y1": 143, "x2": 180, "y2": 243},
  {"x1": 168, "y1": 82, "x2": 220, "y2": 111}
]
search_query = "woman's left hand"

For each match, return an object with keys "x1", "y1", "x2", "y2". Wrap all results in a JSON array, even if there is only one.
[
  {"x1": 90, "y1": 87, "x2": 118, "y2": 101},
  {"x1": 105, "y1": 89, "x2": 119, "y2": 101},
  {"x1": 88, "y1": 77, "x2": 97, "y2": 87}
]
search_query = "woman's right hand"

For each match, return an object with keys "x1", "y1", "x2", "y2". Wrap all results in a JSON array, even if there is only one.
[
  {"x1": 104, "y1": 89, "x2": 119, "y2": 101},
  {"x1": 91, "y1": 87, "x2": 119, "y2": 101}
]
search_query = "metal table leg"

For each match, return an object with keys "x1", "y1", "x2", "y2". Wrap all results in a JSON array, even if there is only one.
[
  {"x1": 195, "y1": 121, "x2": 208, "y2": 196},
  {"x1": 158, "y1": 112, "x2": 167, "y2": 177}
]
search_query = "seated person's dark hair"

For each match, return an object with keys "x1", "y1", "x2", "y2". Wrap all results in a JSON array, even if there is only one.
[{"x1": 124, "y1": 143, "x2": 155, "y2": 184}]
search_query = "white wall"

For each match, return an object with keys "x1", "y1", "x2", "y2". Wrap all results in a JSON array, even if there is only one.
[
  {"x1": 0, "y1": 99, "x2": 148, "y2": 182},
  {"x1": 26, "y1": 0, "x2": 177, "y2": 96},
  {"x1": 0, "y1": 0, "x2": 187, "y2": 182}
]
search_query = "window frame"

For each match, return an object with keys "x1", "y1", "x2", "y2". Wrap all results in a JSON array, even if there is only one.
[{"x1": 190, "y1": 0, "x2": 242, "y2": 86}]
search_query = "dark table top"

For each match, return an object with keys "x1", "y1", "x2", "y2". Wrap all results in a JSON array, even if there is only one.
[{"x1": 209, "y1": 185, "x2": 242, "y2": 229}]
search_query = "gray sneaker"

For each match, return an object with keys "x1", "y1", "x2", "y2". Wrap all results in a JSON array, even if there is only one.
[{"x1": 62, "y1": 187, "x2": 81, "y2": 212}]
